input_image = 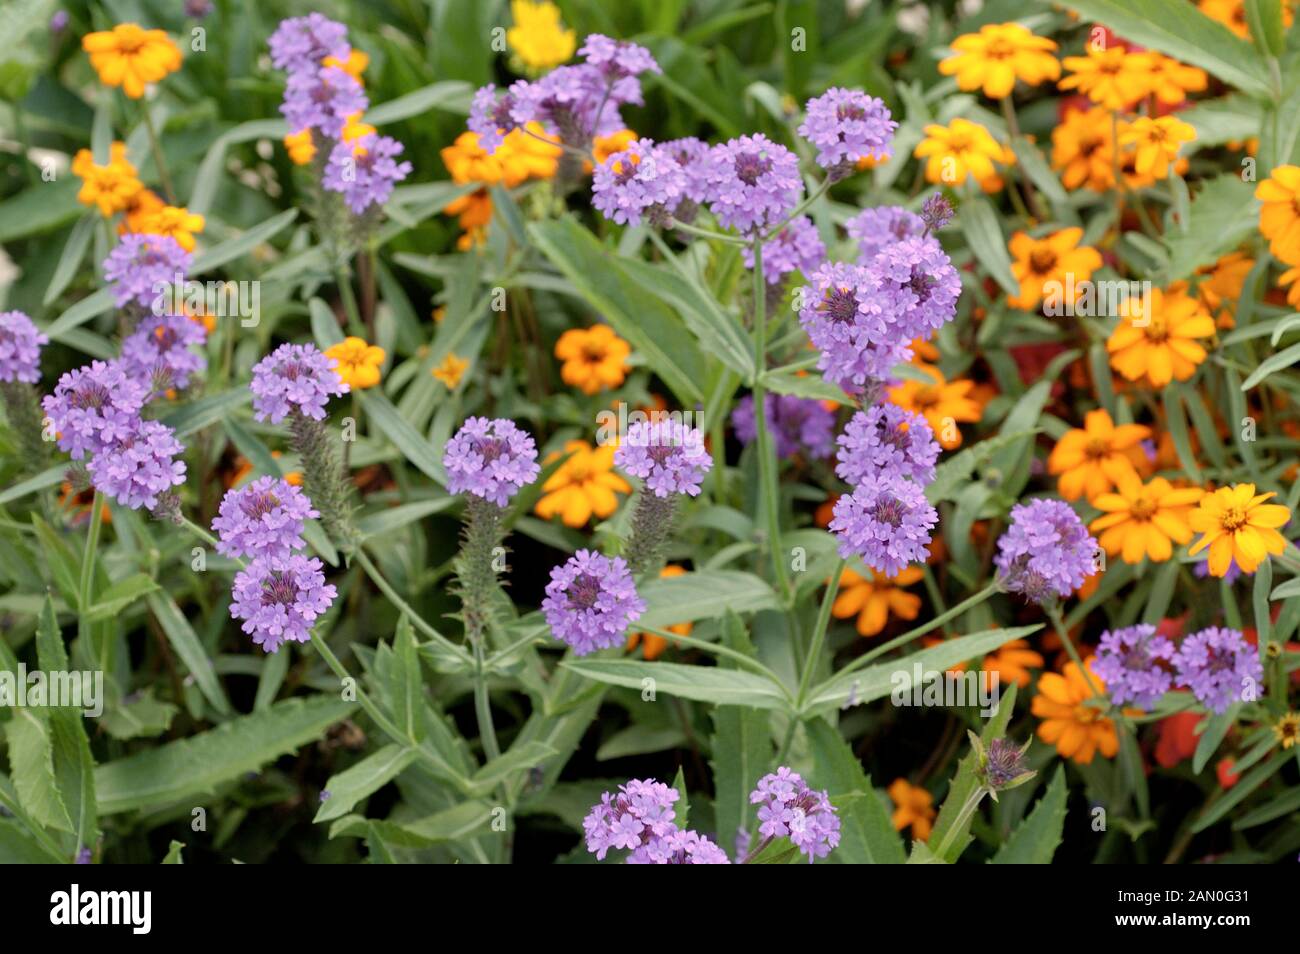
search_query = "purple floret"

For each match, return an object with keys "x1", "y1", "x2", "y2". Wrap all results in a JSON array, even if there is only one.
[
  {"x1": 250, "y1": 343, "x2": 349, "y2": 424},
  {"x1": 592, "y1": 139, "x2": 685, "y2": 227},
  {"x1": 702, "y1": 134, "x2": 802, "y2": 235},
  {"x1": 732, "y1": 393, "x2": 836, "y2": 460},
  {"x1": 87, "y1": 418, "x2": 186, "y2": 511},
  {"x1": 749, "y1": 767, "x2": 841, "y2": 862},
  {"x1": 1093, "y1": 624, "x2": 1175, "y2": 710},
  {"x1": 0, "y1": 310, "x2": 48, "y2": 384},
  {"x1": 798, "y1": 261, "x2": 914, "y2": 388},
  {"x1": 578, "y1": 34, "x2": 661, "y2": 80},
  {"x1": 230, "y1": 554, "x2": 338, "y2": 653},
  {"x1": 835, "y1": 404, "x2": 939, "y2": 487},
  {"x1": 212, "y1": 476, "x2": 319, "y2": 560},
  {"x1": 281, "y1": 65, "x2": 368, "y2": 140},
  {"x1": 614, "y1": 419, "x2": 712, "y2": 498},
  {"x1": 118, "y1": 313, "x2": 207, "y2": 393},
  {"x1": 743, "y1": 215, "x2": 825, "y2": 284},
  {"x1": 268, "y1": 13, "x2": 350, "y2": 74},
  {"x1": 323, "y1": 134, "x2": 413, "y2": 214},
  {"x1": 103, "y1": 234, "x2": 191, "y2": 311},
  {"x1": 994, "y1": 498, "x2": 1096, "y2": 603},
  {"x1": 868, "y1": 235, "x2": 961, "y2": 340},
  {"x1": 1172, "y1": 626, "x2": 1264, "y2": 714},
  {"x1": 542, "y1": 549, "x2": 645, "y2": 656},
  {"x1": 797, "y1": 87, "x2": 896, "y2": 172},
  {"x1": 443, "y1": 416, "x2": 540, "y2": 506},
  {"x1": 846, "y1": 205, "x2": 925, "y2": 265},
  {"x1": 41, "y1": 360, "x2": 148, "y2": 460},
  {"x1": 830, "y1": 472, "x2": 938, "y2": 576}
]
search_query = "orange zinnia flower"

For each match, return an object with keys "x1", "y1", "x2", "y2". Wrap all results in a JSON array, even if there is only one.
[
  {"x1": 887, "y1": 779, "x2": 935, "y2": 841},
  {"x1": 1255, "y1": 165, "x2": 1300, "y2": 265},
  {"x1": 888, "y1": 363, "x2": 983, "y2": 450},
  {"x1": 1188, "y1": 484, "x2": 1291, "y2": 576},
  {"x1": 1032, "y1": 660, "x2": 1120, "y2": 764},
  {"x1": 1089, "y1": 473, "x2": 1204, "y2": 564},
  {"x1": 1120, "y1": 116, "x2": 1196, "y2": 180},
  {"x1": 555, "y1": 325, "x2": 631, "y2": 395},
  {"x1": 1048, "y1": 409, "x2": 1150, "y2": 502},
  {"x1": 1106, "y1": 286, "x2": 1215, "y2": 388},
  {"x1": 982, "y1": 639, "x2": 1044, "y2": 688},
  {"x1": 913, "y1": 118, "x2": 1013, "y2": 188},
  {"x1": 1007, "y1": 227, "x2": 1102, "y2": 310},
  {"x1": 1195, "y1": 251, "x2": 1254, "y2": 329},
  {"x1": 1051, "y1": 106, "x2": 1116, "y2": 192},
  {"x1": 83, "y1": 23, "x2": 183, "y2": 98},
  {"x1": 534, "y1": 440, "x2": 630, "y2": 527},
  {"x1": 71, "y1": 142, "x2": 143, "y2": 217},
  {"x1": 1059, "y1": 46, "x2": 1152, "y2": 111},
  {"x1": 830, "y1": 565, "x2": 923, "y2": 637},
  {"x1": 129, "y1": 204, "x2": 205, "y2": 252}
]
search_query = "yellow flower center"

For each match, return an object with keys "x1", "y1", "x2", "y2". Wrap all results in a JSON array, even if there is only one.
[
  {"x1": 1220, "y1": 506, "x2": 1249, "y2": 531},
  {"x1": 1029, "y1": 249, "x2": 1058, "y2": 275},
  {"x1": 1145, "y1": 314, "x2": 1168, "y2": 342},
  {"x1": 984, "y1": 37, "x2": 1015, "y2": 60},
  {"x1": 1084, "y1": 436, "x2": 1111, "y2": 460},
  {"x1": 1129, "y1": 496, "x2": 1156, "y2": 521}
]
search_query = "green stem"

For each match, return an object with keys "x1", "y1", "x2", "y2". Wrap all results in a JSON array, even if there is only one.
[
  {"x1": 665, "y1": 218, "x2": 749, "y2": 246},
  {"x1": 933, "y1": 785, "x2": 988, "y2": 861},
  {"x1": 140, "y1": 104, "x2": 176, "y2": 204},
  {"x1": 335, "y1": 265, "x2": 366, "y2": 338},
  {"x1": 78, "y1": 492, "x2": 105, "y2": 660},
  {"x1": 472, "y1": 634, "x2": 501, "y2": 762},
  {"x1": 9, "y1": 99, "x2": 37, "y2": 186},
  {"x1": 354, "y1": 548, "x2": 471, "y2": 664},
  {"x1": 764, "y1": 176, "x2": 834, "y2": 240},
  {"x1": 795, "y1": 559, "x2": 845, "y2": 708},
  {"x1": 750, "y1": 238, "x2": 792, "y2": 600},
  {"x1": 636, "y1": 625, "x2": 789, "y2": 686},
  {"x1": 310, "y1": 630, "x2": 407, "y2": 743}
]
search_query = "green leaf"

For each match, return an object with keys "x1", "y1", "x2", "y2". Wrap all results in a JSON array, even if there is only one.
[
  {"x1": 1241, "y1": 340, "x2": 1300, "y2": 391},
  {"x1": 5, "y1": 709, "x2": 72, "y2": 833},
  {"x1": 95, "y1": 696, "x2": 355, "y2": 814},
  {"x1": 561, "y1": 659, "x2": 792, "y2": 711},
  {"x1": 1192, "y1": 707, "x2": 1237, "y2": 774},
  {"x1": 84, "y1": 573, "x2": 159, "y2": 623},
  {"x1": 1190, "y1": 754, "x2": 1288, "y2": 832},
  {"x1": 365, "y1": 81, "x2": 472, "y2": 125},
  {"x1": 99, "y1": 689, "x2": 178, "y2": 741},
  {"x1": 393, "y1": 801, "x2": 494, "y2": 844},
  {"x1": 388, "y1": 614, "x2": 424, "y2": 743},
  {"x1": 161, "y1": 840, "x2": 184, "y2": 864},
  {"x1": 145, "y1": 593, "x2": 232, "y2": 717},
  {"x1": 356, "y1": 390, "x2": 446, "y2": 484},
  {"x1": 530, "y1": 218, "x2": 706, "y2": 404},
  {"x1": 639, "y1": 570, "x2": 781, "y2": 629},
  {"x1": 314, "y1": 744, "x2": 419, "y2": 823},
  {"x1": 158, "y1": 388, "x2": 252, "y2": 438},
  {"x1": 43, "y1": 213, "x2": 96, "y2": 306},
  {"x1": 959, "y1": 197, "x2": 1017, "y2": 297},
  {"x1": 1062, "y1": 0, "x2": 1273, "y2": 97},
  {"x1": 926, "y1": 430, "x2": 1040, "y2": 504},
  {"x1": 30, "y1": 514, "x2": 80, "y2": 609},
  {"x1": 191, "y1": 209, "x2": 299, "y2": 275},
  {"x1": 470, "y1": 741, "x2": 557, "y2": 795},
  {"x1": 805, "y1": 719, "x2": 907, "y2": 864},
  {"x1": 1162, "y1": 174, "x2": 1259, "y2": 280},
  {"x1": 709, "y1": 705, "x2": 771, "y2": 854},
  {"x1": 990, "y1": 766, "x2": 1066, "y2": 864},
  {"x1": 356, "y1": 499, "x2": 456, "y2": 541}
]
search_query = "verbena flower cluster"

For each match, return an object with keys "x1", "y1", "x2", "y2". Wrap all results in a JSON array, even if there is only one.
[
  {"x1": 542, "y1": 549, "x2": 645, "y2": 656},
  {"x1": 230, "y1": 554, "x2": 338, "y2": 653},
  {"x1": 1171, "y1": 626, "x2": 1264, "y2": 714},
  {"x1": 0, "y1": 311, "x2": 48, "y2": 383},
  {"x1": 614, "y1": 419, "x2": 712, "y2": 498},
  {"x1": 443, "y1": 416, "x2": 541, "y2": 507},
  {"x1": 1093, "y1": 624, "x2": 1174, "y2": 709},
  {"x1": 796, "y1": 87, "x2": 896, "y2": 173},
  {"x1": 994, "y1": 499, "x2": 1097, "y2": 603},
  {"x1": 118, "y1": 312, "x2": 207, "y2": 392},
  {"x1": 732, "y1": 393, "x2": 836, "y2": 460},
  {"x1": 583, "y1": 778, "x2": 728, "y2": 864},
  {"x1": 749, "y1": 768, "x2": 841, "y2": 862},
  {"x1": 102, "y1": 233, "x2": 190, "y2": 310},
  {"x1": 836, "y1": 403, "x2": 940, "y2": 486},
  {"x1": 212, "y1": 476, "x2": 320, "y2": 560},
  {"x1": 250, "y1": 342, "x2": 350, "y2": 424}
]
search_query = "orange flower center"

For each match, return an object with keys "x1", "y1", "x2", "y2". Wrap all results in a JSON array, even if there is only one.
[
  {"x1": 947, "y1": 131, "x2": 972, "y2": 152},
  {"x1": 1129, "y1": 496, "x2": 1156, "y2": 520},
  {"x1": 1084, "y1": 436, "x2": 1111, "y2": 460},
  {"x1": 1220, "y1": 506, "x2": 1248, "y2": 531},
  {"x1": 985, "y1": 37, "x2": 1015, "y2": 60},
  {"x1": 1145, "y1": 315, "x2": 1168, "y2": 342},
  {"x1": 912, "y1": 385, "x2": 940, "y2": 409},
  {"x1": 582, "y1": 345, "x2": 608, "y2": 364},
  {"x1": 1029, "y1": 249, "x2": 1058, "y2": 275}
]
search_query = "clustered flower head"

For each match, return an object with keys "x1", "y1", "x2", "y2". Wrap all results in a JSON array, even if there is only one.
[
  {"x1": 830, "y1": 473, "x2": 938, "y2": 576},
  {"x1": 701, "y1": 134, "x2": 802, "y2": 235},
  {"x1": 869, "y1": 235, "x2": 962, "y2": 340},
  {"x1": 102, "y1": 233, "x2": 191, "y2": 310},
  {"x1": 1093, "y1": 624, "x2": 1175, "y2": 710},
  {"x1": 994, "y1": 499, "x2": 1097, "y2": 603},
  {"x1": 41, "y1": 361, "x2": 149, "y2": 460},
  {"x1": 749, "y1": 768, "x2": 841, "y2": 862},
  {"x1": 1172, "y1": 626, "x2": 1264, "y2": 715},
  {"x1": 835, "y1": 403, "x2": 939, "y2": 486},
  {"x1": 798, "y1": 261, "x2": 912, "y2": 388},
  {"x1": 250, "y1": 343, "x2": 350, "y2": 424},
  {"x1": 230, "y1": 555, "x2": 338, "y2": 653},
  {"x1": 974, "y1": 736, "x2": 1036, "y2": 796},
  {"x1": 797, "y1": 87, "x2": 896, "y2": 174},
  {"x1": 267, "y1": 13, "x2": 350, "y2": 72},
  {"x1": 118, "y1": 313, "x2": 207, "y2": 392},
  {"x1": 582, "y1": 778, "x2": 728, "y2": 864},
  {"x1": 443, "y1": 416, "x2": 541, "y2": 506},
  {"x1": 85, "y1": 419, "x2": 186, "y2": 511},
  {"x1": 732, "y1": 393, "x2": 836, "y2": 460},
  {"x1": 212, "y1": 476, "x2": 320, "y2": 560},
  {"x1": 542, "y1": 549, "x2": 645, "y2": 655},
  {"x1": 614, "y1": 419, "x2": 713, "y2": 497},
  {"x1": 592, "y1": 138, "x2": 685, "y2": 226},
  {"x1": 323, "y1": 132, "x2": 413, "y2": 214},
  {"x1": 742, "y1": 215, "x2": 825, "y2": 284},
  {"x1": 281, "y1": 65, "x2": 368, "y2": 140},
  {"x1": 0, "y1": 310, "x2": 48, "y2": 384},
  {"x1": 846, "y1": 205, "x2": 924, "y2": 265}
]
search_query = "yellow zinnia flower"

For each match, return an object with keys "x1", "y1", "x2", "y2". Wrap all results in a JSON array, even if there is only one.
[
  {"x1": 130, "y1": 204, "x2": 205, "y2": 252},
  {"x1": 284, "y1": 129, "x2": 316, "y2": 166},
  {"x1": 1188, "y1": 484, "x2": 1291, "y2": 576},
  {"x1": 1120, "y1": 116, "x2": 1195, "y2": 180},
  {"x1": 1106, "y1": 285, "x2": 1215, "y2": 388},
  {"x1": 937, "y1": 22, "x2": 1060, "y2": 99},
  {"x1": 1047, "y1": 408, "x2": 1150, "y2": 502},
  {"x1": 1032, "y1": 660, "x2": 1122, "y2": 764},
  {"x1": 507, "y1": 0, "x2": 576, "y2": 72},
  {"x1": 71, "y1": 142, "x2": 143, "y2": 217},
  {"x1": 83, "y1": 23, "x2": 183, "y2": 98},
  {"x1": 1144, "y1": 52, "x2": 1207, "y2": 105},
  {"x1": 887, "y1": 363, "x2": 983, "y2": 450},
  {"x1": 1007, "y1": 227, "x2": 1103, "y2": 311},
  {"x1": 554, "y1": 325, "x2": 631, "y2": 395},
  {"x1": 432, "y1": 352, "x2": 470, "y2": 390},
  {"x1": 1059, "y1": 46, "x2": 1152, "y2": 111},
  {"x1": 831, "y1": 565, "x2": 923, "y2": 637},
  {"x1": 324, "y1": 337, "x2": 386, "y2": 390},
  {"x1": 887, "y1": 779, "x2": 935, "y2": 841},
  {"x1": 914, "y1": 118, "x2": 1013, "y2": 188},
  {"x1": 1255, "y1": 165, "x2": 1300, "y2": 264},
  {"x1": 1089, "y1": 473, "x2": 1204, "y2": 564},
  {"x1": 535, "y1": 439, "x2": 631, "y2": 527},
  {"x1": 1274, "y1": 712, "x2": 1300, "y2": 749},
  {"x1": 1199, "y1": 0, "x2": 1295, "y2": 38}
]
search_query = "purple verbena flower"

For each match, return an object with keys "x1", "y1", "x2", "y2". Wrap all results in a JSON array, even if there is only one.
[
  {"x1": 41, "y1": 360, "x2": 148, "y2": 460},
  {"x1": 994, "y1": 499, "x2": 1096, "y2": 603},
  {"x1": 250, "y1": 343, "x2": 349, "y2": 424},
  {"x1": 118, "y1": 313, "x2": 207, "y2": 392},
  {"x1": 578, "y1": 34, "x2": 661, "y2": 80},
  {"x1": 846, "y1": 205, "x2": 925, "y2": 265},
  {"x1": 702, "y1": 134, "x2": 802, "y2": 235},
  {"x1": 797, "y1": 87, "x2": 896, "y2": 172},
  {"x1": 230, "y1": 554, "x2": 337, "y2": 653},
  {"x1": 542, "y1": 549, "x2": 645, "y2": 655},
  {"x1": 102, "y1": 234, "x2": 191, "y2": 311},
  {"x1": 0, "y1": 310, "x2": 48, "y2": 383},
  {"x1": 268, "y1": 13, "x2": 350, "y2": 74},
  {"x1": 212, "y1": 476, "x2": 318, "y2": 560},
  {"x1": 509, "y1": 65, "x2": 633, "y2": 144},
  {"x1": 868, "y1": 235, "x2": 961, "y2": 340},
  {"x1": 443, "y1": 416, "x2": 541, "y2": 506},
  {"x1": 835, "y1": 404, "x2": 939, "y2": 486},
  {"x1": 1172, "y1": 626, "x2": 1264, "y2": 714},
  {"x1": 1093, "y1": 624, "x2": 1175, "y2": 710},
  {"x1": 748, "y1": 767, "x2": 841, "y2": 862},
  {"x1": 468, "y1": 84, "x2": 520, "y2": 154},
  {"x1": 921, "y1": 192, "x2": 954, "y2": 233},
  {"x1": 592, "y1": 139, "x2": 685, "y2": 226},
  {"x1": 322, "y1": 133, "x2": 412, "y2": 214},
  {"x1": 830, "y1": 473, "x2": 938, "y2": 576},
  {"x1": 630, "y1": 828, "x2": 730, "y2": 864},
  {"x1": 614, "y1": 419, "x2": 712, "y2": 497},
  {"x1": 281, "y1": 65, "x2": 368, "y2": 140},
  {"x1": 583, "y1": 778, "x2": 679, "y2": 861},
  {"x1": 798, "y1": 261, "x2": 913, "y2": 388},
  {"x1": 658, "y1": 137, "x2": 712, "y2": 205},
  {"x1": 743, "y1": 215, "x2": 825, "y2": 284},
  {"x1": 732, "y1": 393, "x2": 836, "y2": 460},
  {"x1": 86, "y1": 419, "x2": 186, "y2": 511}
]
